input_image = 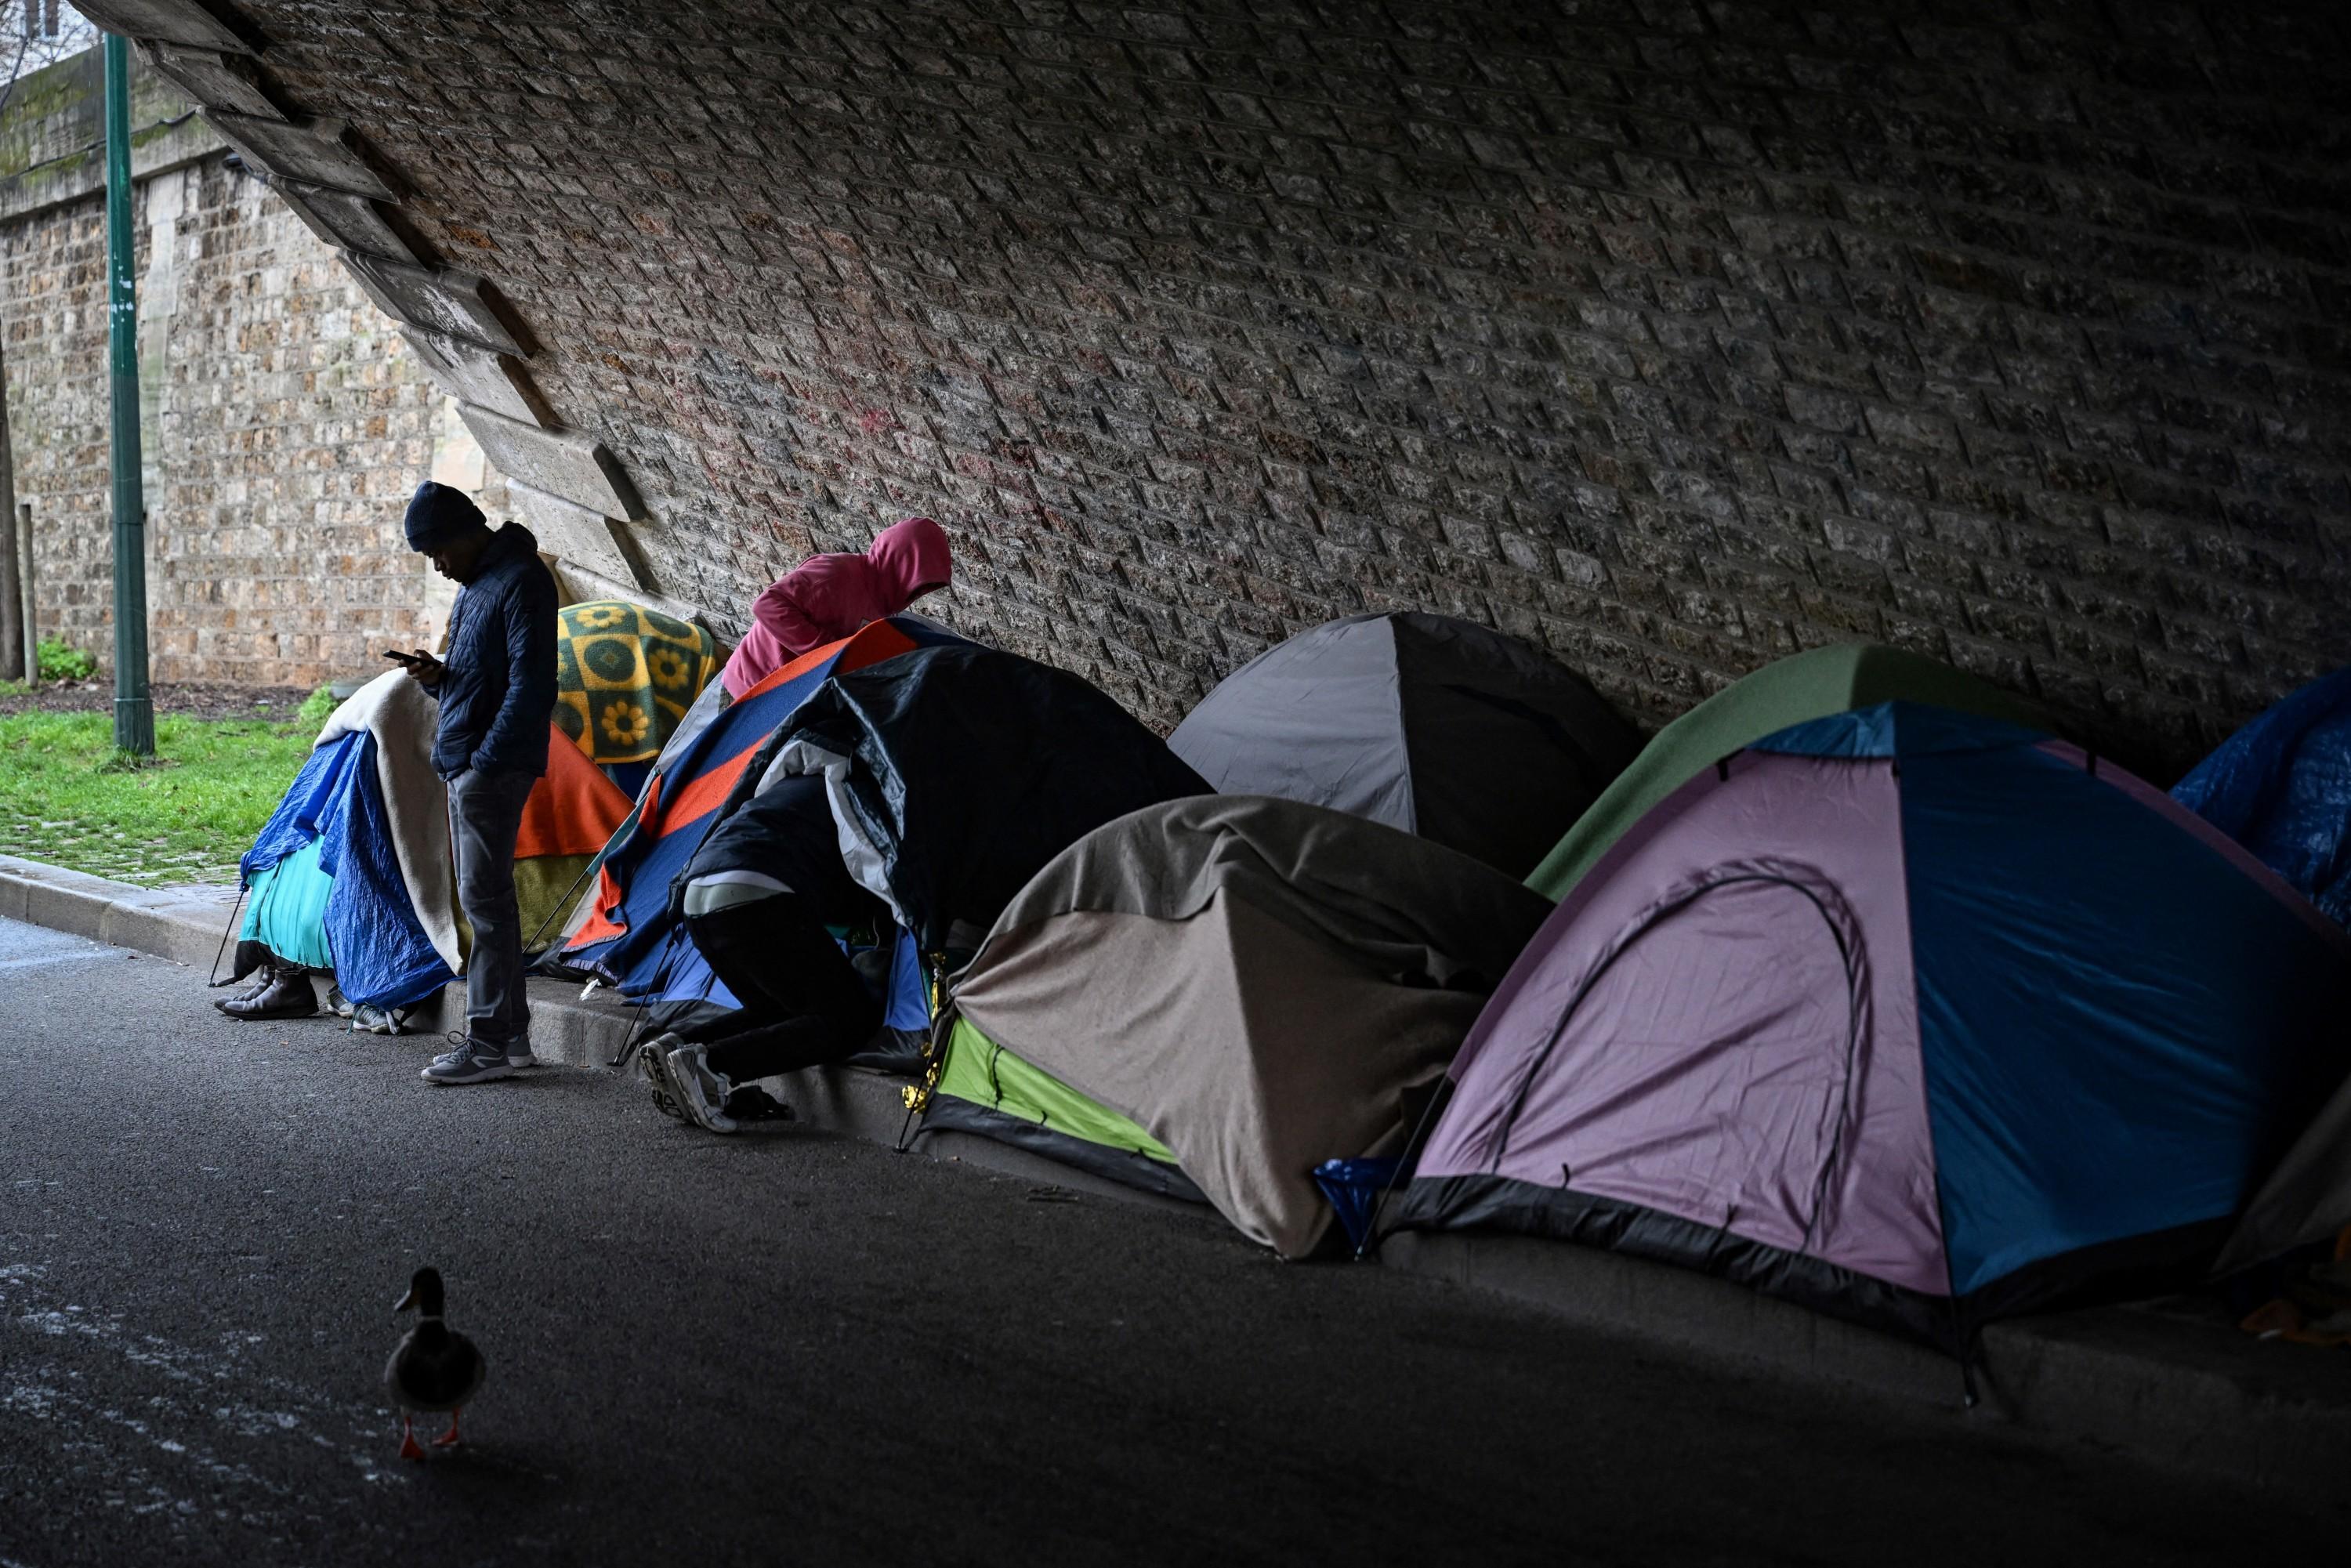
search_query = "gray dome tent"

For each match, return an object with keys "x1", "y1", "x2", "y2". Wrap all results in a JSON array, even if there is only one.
[{"x1": 1168, "y1": 613, "x2": 1639, "y2": 878}]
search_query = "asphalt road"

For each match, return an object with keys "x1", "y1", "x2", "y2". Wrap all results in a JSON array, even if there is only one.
[{"x1": 0, "y1": 913, "x2": 2335, "y2": 1566}]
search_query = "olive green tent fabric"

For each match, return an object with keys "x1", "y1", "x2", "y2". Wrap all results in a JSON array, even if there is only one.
[
  {"x1": 947, "y1": 795, "x2": 1552, "y2": 1257},
  {"x1": 933, "y1": 1016, "x2": 1179, "y2": 1164},
  {"x1": 1524, "y1": 643, "x2": 2054, "y2": 902}
]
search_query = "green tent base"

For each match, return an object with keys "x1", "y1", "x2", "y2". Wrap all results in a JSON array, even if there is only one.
[
  {"x1": 923, "y1": 1017, "x2": 1207, "y2": 1204},
  {"x1": 1525, "y1": 643, "x2": 2054, "y2": 902}
]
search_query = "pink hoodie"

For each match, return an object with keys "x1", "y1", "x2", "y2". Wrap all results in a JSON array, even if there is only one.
[{"x1": 719, "y1": 516, "x2": 952, "y2": 698}]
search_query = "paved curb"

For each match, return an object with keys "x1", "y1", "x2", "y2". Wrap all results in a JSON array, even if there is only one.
[
  {"x1": 0, "y1": 854, "x2": 254, "y2": 972},
  {"x1": 1379, "y1": 1232, "x2": 2351, "y2": 1492},
  {"x1": 7, "y1": 853, "x2": 2349, "y2": 1491}
]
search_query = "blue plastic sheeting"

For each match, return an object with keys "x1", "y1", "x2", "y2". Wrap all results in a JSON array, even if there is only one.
[
  {"x1": 2172, "y1": 667, "x2": 2351, "y2": 929},
  {"x1": 1751, "y1": 701, "x2": 2045, "y2": 760},
  {"x1": 241, "y1": 737, "x2": 348, "y2": 882},
  {"x1": 1901, "y1": 738, "x2": 2351, "y2": 1296},
  {"x1": 239, "y1": 731, "x2": 455, "y2": 1011},
  {"x1": 1313, "y1": 1157, "x2": 1403, "y2": 1254},
  {"x1": 883, "y1": 925, "x2": 929, "y2": 1030}
]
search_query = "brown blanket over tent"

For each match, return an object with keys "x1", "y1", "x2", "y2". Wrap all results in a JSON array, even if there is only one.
[{"x1": 952, "y1": 795, "x2": 1552, "y2": 1257}]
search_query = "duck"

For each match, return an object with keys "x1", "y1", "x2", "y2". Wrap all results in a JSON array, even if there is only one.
[{"x1": 386, "y1": 1266, "x2": 487, "y2": 1460}]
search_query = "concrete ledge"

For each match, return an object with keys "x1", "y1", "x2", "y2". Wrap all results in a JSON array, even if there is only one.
[
  {"x1": 551, "y1": 557, "x2": 708, "y2": 631},
  {"x1": 1381, "y1": 1228, "x2": 2351, "y2": 1493},
  {"x1": 404, "y1": 329, "x2": 547, "y2": 424},
  {"x1": 136, "y1": 42, "x2": 281, "y2": 120},
  {"x1": 209, "y1": 113, "x2": 393, "y2": 201},
  {"x1": 513, "y1": 480, "x2": 650, "y2": 588},
  {"x1": 71, "y1": 0, "x2": 256, "y2": 55},
  {"x1": 273, "y1": 177, "x2": 422, "y2": 264},
  {"x1": 462, "y1": 405, "x2": 646, "y2": 521},
  {"x1": 344, "y1": 254, "x2": 523, "y2": 357}
]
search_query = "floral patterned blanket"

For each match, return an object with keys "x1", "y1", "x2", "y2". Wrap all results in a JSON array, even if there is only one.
[{"x1": 552, "y1": 599, "x2": 721, "y2": 766}]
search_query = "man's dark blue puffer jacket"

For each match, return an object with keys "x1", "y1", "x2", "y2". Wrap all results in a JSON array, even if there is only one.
[{"x1": 431, "y1": 522, "x2": 558, "y2": 779}]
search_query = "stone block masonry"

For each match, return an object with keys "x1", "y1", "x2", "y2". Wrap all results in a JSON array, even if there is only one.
[
  {"x1": 0, "y1": 43, "x2": 502, "y2": 689},
  {"x1": 195, "y1": 0, "x2": 2351, "y2": 775}
]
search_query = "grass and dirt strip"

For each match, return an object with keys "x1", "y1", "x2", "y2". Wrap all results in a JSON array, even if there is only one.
[{"x1": 0, "y1": 679, "x2": 331, "y2": 887}]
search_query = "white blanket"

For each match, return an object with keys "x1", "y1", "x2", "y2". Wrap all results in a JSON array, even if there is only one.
[{"x1": 317, "y1": 672, "x2": 462, "y2": 975}]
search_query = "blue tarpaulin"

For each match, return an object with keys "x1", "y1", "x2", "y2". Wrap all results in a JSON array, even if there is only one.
[
  {"x1": 2172, "y1": 667, "x2": 2351, "y2": 929},
  {"x1": 238, "y1": 730, "x2": 455, "y2": 1010}
]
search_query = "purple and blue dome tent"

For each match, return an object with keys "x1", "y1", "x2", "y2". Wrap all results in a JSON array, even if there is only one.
[{"x1": 1389, "y1": 702, "x2": 2351, "y2": 1351}]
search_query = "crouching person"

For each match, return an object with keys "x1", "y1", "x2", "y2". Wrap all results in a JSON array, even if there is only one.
[
  {"x1": 636, "y1": 775, "x2": 886, "y2": 1133},
  {"x1": 385, "y1": 480, "x2": 559, "y2": 1086}
]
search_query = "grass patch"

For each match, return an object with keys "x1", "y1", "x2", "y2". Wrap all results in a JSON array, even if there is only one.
[{"x1": 0, "y1": 712, "x2": 317, "y2": 887}]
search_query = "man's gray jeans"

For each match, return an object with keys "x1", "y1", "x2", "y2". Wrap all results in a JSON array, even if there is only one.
[{"x1": 448, "y1": 766, "x2": 539, "y2": 1047}]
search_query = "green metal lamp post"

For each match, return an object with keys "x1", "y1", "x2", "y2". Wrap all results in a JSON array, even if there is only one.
[{"x1": 103, "y1": 32, "x2": 153, "y2": 755}]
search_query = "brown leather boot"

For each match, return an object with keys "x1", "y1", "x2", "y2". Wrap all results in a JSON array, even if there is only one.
[{"x1": 219, "y1": 964, "x2": 318, "y2": 1021}]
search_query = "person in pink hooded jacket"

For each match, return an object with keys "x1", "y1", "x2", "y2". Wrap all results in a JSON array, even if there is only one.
[{"x1": 718, "y1": 516, "x2": 952, "y2": 699}]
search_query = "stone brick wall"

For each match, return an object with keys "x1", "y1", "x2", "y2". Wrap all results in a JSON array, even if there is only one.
[
  {"x1": 0, "y1": 45, "x2": 487, "y2": 687},
  {"x1": 168, "y1": 2, "x2": 2351, "y2": 769}
]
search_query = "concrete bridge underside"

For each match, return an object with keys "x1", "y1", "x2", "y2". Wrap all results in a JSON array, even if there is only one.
[{"x1": 81, "y1": 0, "x2": 2351, "y2": 773}]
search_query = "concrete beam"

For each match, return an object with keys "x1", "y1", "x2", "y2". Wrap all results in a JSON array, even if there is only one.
[
  {"x1": 340, "y1": 252, "x2": 523, "y2": 357},
  {"x1": 134, "y1": 42, "x2": 280, "y2": 118},
  {"x1": 512, "y1": 480, "x2": 650, "y2": 588},
  {"x1": 69, "y1": 0, "x2": 254, "y2": 54},
  {"x1": 207, "y1": 112, "x2": 393, "y2": 201},
  {"x1": 270, "y1": 177, "x2": 420, "y2": 264},
  {"x1": 461, "y1": 406, "x2": 647, "y2": 522},
  {"x1": 401, "y1": 328, "x2": 546, "y2": 425},
  {"x1": 550, "y1": 556, "x2": 709, "y2": 632}
]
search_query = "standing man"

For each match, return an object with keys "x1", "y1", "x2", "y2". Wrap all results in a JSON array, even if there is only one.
[{"x1": 386, "y1": 480, "x2": 558, "y2": 1086}]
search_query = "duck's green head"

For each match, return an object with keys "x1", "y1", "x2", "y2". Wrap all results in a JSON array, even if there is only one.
[{"x1": 393, "y1": 1266, "x2": 446, "y2": 1320}]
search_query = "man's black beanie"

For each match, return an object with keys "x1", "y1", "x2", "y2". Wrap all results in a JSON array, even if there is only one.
[{"x1": 404, "y1": 480, "x2": 487, "y2": 551}]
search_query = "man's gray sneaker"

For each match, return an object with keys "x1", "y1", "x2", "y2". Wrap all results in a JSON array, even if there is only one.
[
  {"x1": 632, "y1": 1034, "x2": 686, "y2": 1121},
  {"x1": 421, "y1": 1033, "x2": 513, "y2": 1085},
  {"x1": 505, "y1": 1034, "x2": 537, "y2": 1070},
  {"x1": 635, "y1": 1037, "x2": 737, "y2": 1133},
  {"x1": 665, "y1": 1044, "x2": 739, "y2": 1133}
]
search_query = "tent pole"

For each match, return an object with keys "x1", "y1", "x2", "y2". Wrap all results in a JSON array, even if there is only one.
[
  {"x1": 523, "y1": 853, "x2": 600, "y2": 958},
  {"x1": 205, "y1": 885, "x2": 248, "y2": 987}
]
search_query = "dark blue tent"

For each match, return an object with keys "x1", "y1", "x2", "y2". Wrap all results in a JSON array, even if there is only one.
[
  {"x1": 2172, "y1": 668, "x2": 2351, "y2": 929},
  {"x1": 556, "y1": 617, "x2": 971, "y2": 1025}
]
